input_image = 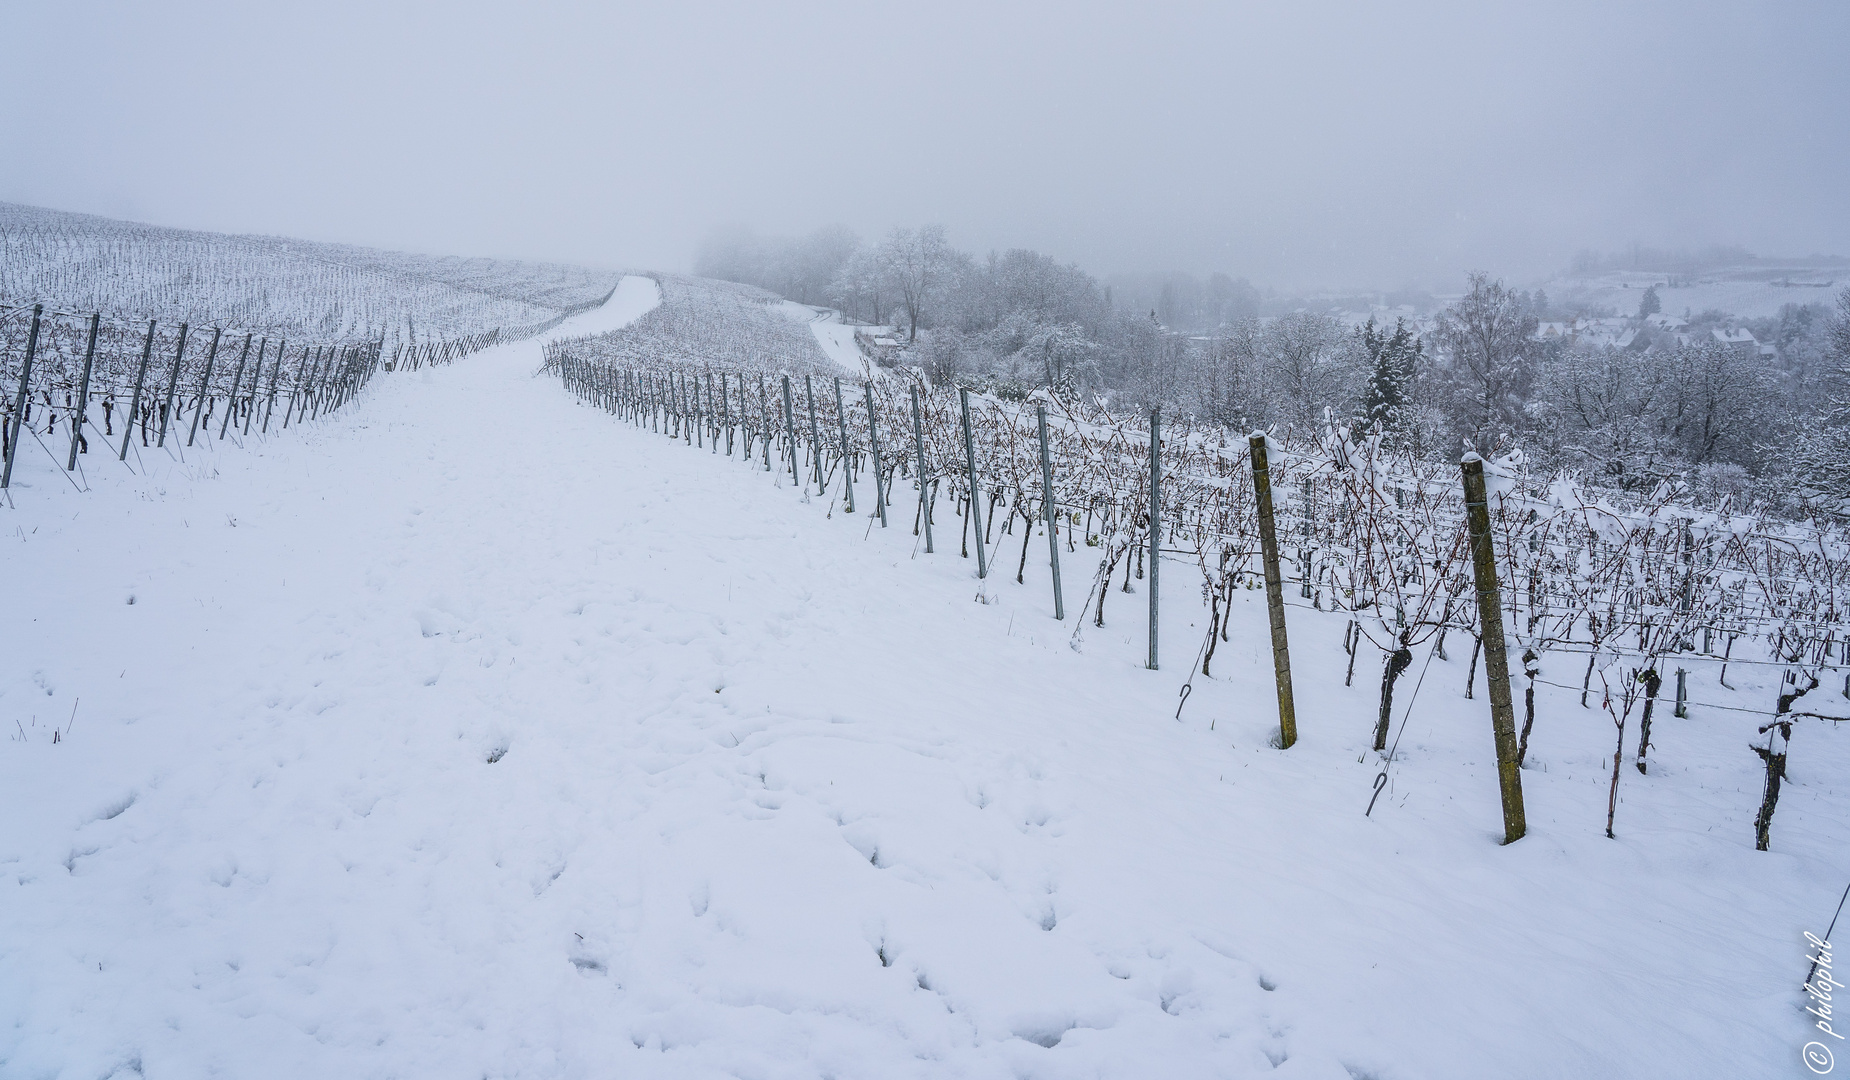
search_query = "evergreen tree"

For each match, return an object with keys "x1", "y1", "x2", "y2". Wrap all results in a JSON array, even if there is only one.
[
  {"x1": 1356, "y1": 317, "x2": 1422, "y2": 438},
  {"x1": 1638, "y1": 285, "x2": 1661, "y2": 319}
]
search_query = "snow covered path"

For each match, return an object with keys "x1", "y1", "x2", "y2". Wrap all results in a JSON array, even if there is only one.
[{"x1": 2, "y1": 280, "x2": 1843, "y2": 1078}]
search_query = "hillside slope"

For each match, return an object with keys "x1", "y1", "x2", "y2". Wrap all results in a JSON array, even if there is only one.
[{"x1": 0, "y1": 278, "x2": 1842, "y2": 1079}]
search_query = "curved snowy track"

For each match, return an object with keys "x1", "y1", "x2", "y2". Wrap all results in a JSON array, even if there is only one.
[{"x1": 0, "y1": 279, "x2": 1840, "y2": 1078}]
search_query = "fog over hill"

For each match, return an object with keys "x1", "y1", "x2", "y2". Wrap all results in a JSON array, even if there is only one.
[{"x1": 3, "y1": 2, "x2": 1845, "y2": 293}]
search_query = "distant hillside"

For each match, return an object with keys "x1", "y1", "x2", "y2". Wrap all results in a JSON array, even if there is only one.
[
  {"x1": 0, "y1": 203, "x2": 622, "y2": 344},
  {"x1": 1544, "y1": 253, "x2": 1844, "y2": 319}
]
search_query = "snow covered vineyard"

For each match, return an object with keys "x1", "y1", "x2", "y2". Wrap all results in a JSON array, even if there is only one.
[
  {"x1": 4, "y1": 277, "x2": 1848, "y2": 1078},
  {"x1": 0, "y1": 202, "x2": 623, "y2": 346},
  {"x1": 0, "y1": 206, "x2": 627, "y2": 494}
]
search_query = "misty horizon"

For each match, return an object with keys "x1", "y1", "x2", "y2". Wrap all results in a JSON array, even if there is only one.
[{"x1": 5, "y1": 1, "x2": 1845, "y2": 295}]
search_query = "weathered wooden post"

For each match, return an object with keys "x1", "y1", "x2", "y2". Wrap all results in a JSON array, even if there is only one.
[
  {"x1": 911, "y1": 384, "x2": 933, "y2": 553},
  {"x1": 1147, "y1": 408, "x2": 1161, "y2": 670},
  {"x1": 66, "y1": 313, "x2": 101, "y2": 470},
  {"x1": 3, "y1": 303, "x2": 43, "y2": 488},
  {"x1": 1248, "y1": 433, "x2": 1298, "y2": 749},
  {"x1": 959, "y1": 386, "x2": 989, "y2": 578},
  {"x1": 833, "y1": 376, "x2": 855, "y2": 512},
  {"x1": 864, "y1": 382, "x2": 887, "y2": 527},
  {"x1": 1461, "y1": 454, "x2": 1527, "y2": 844},
  {"x1": 119, "y1": 320, "x2": 157, "y2": 459}
]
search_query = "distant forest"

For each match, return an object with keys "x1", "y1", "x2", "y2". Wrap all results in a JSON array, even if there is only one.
[{"x1": 699, "y1": 224, "x2": 1849, "y2": 514}]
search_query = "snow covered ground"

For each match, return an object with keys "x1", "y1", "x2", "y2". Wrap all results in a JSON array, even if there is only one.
[
  {"x1": 1549, "y1": 265, "x2": 1843, "y2": 319},
  {"x1": 804, "y1": 315, "x2": 873, "y2": 377},
  {"x1": 2, "y1": 278, "x2": 1845, "y2": 1078},
  {"x1": 766, "y1": 297, "x2": 875, "y2": 376}
]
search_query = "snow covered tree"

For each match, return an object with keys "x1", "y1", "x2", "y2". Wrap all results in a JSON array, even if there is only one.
[
  {"x1": 1258, "y1": 311, "x2": 1362, "y2": 434},
  {"x1": 1637, "y1": 285, "x2": 1661, "y2": 319},
  {"x1": 1355, "y1": 317, "x2": 1422, "y2": 439},
  {"x1": 876, "y1": 225, "x2": 964, "y2": 343},
  {"x1": 1792, "y1": 287, "x2": 1850, "y2": 501},
  {"x1": 1431, "y1": 273, "x2": 1540, "y2": 455}
]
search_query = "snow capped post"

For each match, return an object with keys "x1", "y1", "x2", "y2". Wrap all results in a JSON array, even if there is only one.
[
  {"x1": 1461, "y1": 453, "x2": 1527, "y2": 844},
  {"x1": 911, "y1": 384, "x2": 933, "y2": 553},
  {"x1": 959, "y1": 386, "x2": 989, "y2": 578},
  {"x1": 2, "y1": 303, "x2": 43, "y2": 489},
  {"x1": 1248, "y1": 432, "x2": 1298, "y2": 749},
  {"x1": 1037, "y1": 404, "x2": 1063, "y2": 620},
  {"x1": 119, "y1": 320, "x2": 156, "y2": 459},
  {"x1": 1147, "y1": 408, "x2": 1160, "y2": 670},
  {"x1": 66, "y1": 313, "x2": 100, "y2": 470},
  {"x1": 864, "y1": 382, "x2": 887, "y2": 528}
]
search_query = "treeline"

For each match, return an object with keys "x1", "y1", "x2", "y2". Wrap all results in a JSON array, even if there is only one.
[{"x1": 695, "y1": 224, "x2": 1850, "y2": 512}]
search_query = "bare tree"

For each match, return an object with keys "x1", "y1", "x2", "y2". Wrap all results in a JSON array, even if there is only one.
[
  {"x1": 1431, "y1": 273, "x2": 1539, "y2": 454},
  {"x1": 878, "y1": 225, "x2": 963, "y2": 343},
  {"x1": 1262, "y1": 311, "x2": 1360, "y2": 434}
]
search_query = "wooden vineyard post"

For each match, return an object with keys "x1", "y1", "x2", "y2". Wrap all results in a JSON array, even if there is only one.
[
  {"x1": 959, "y1": 386, "x2": 989, "y2": 578},
  {"x1": 3, "y1": 303, "x2": 43, "y2": 489},
  {"x1": 1037, "y1": 404, "x2": 1064, "y2": 620},
  {"x1": 911, "y1": 385, "x2": 933, "y2": 553},
  {"x1": 186, "y1": 328, "x2": 223, "y2": 446},
  {"x1": 1248, "y1": 433, "x2": 1298, "y2": 749},
  {"x1": 120, "y1": 320, "x2": 157, "y2": 458},
  {"x1": 1461, "y1": 454, "x2": 1527, "y2": 844},
  {"x1": 781, "y1": 375, "x2": 800, "y2": 485},
  {"x1": 833, "y1": 376, "x2": 854, "y2": 512},
  {"x1": 66, "y1": 313, "x2": 100, "y2": 470},
  {"x1": 1147, "y1": 408, "x2": 1160, "y2": 670},
  {"x1": 864, "y1": 382, "x2": 887, "y2": 527}
]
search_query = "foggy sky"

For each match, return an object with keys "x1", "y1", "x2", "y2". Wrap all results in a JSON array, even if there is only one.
[{"x1": 5, "y1": 0, "x2": 1845, "y2": 291}]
